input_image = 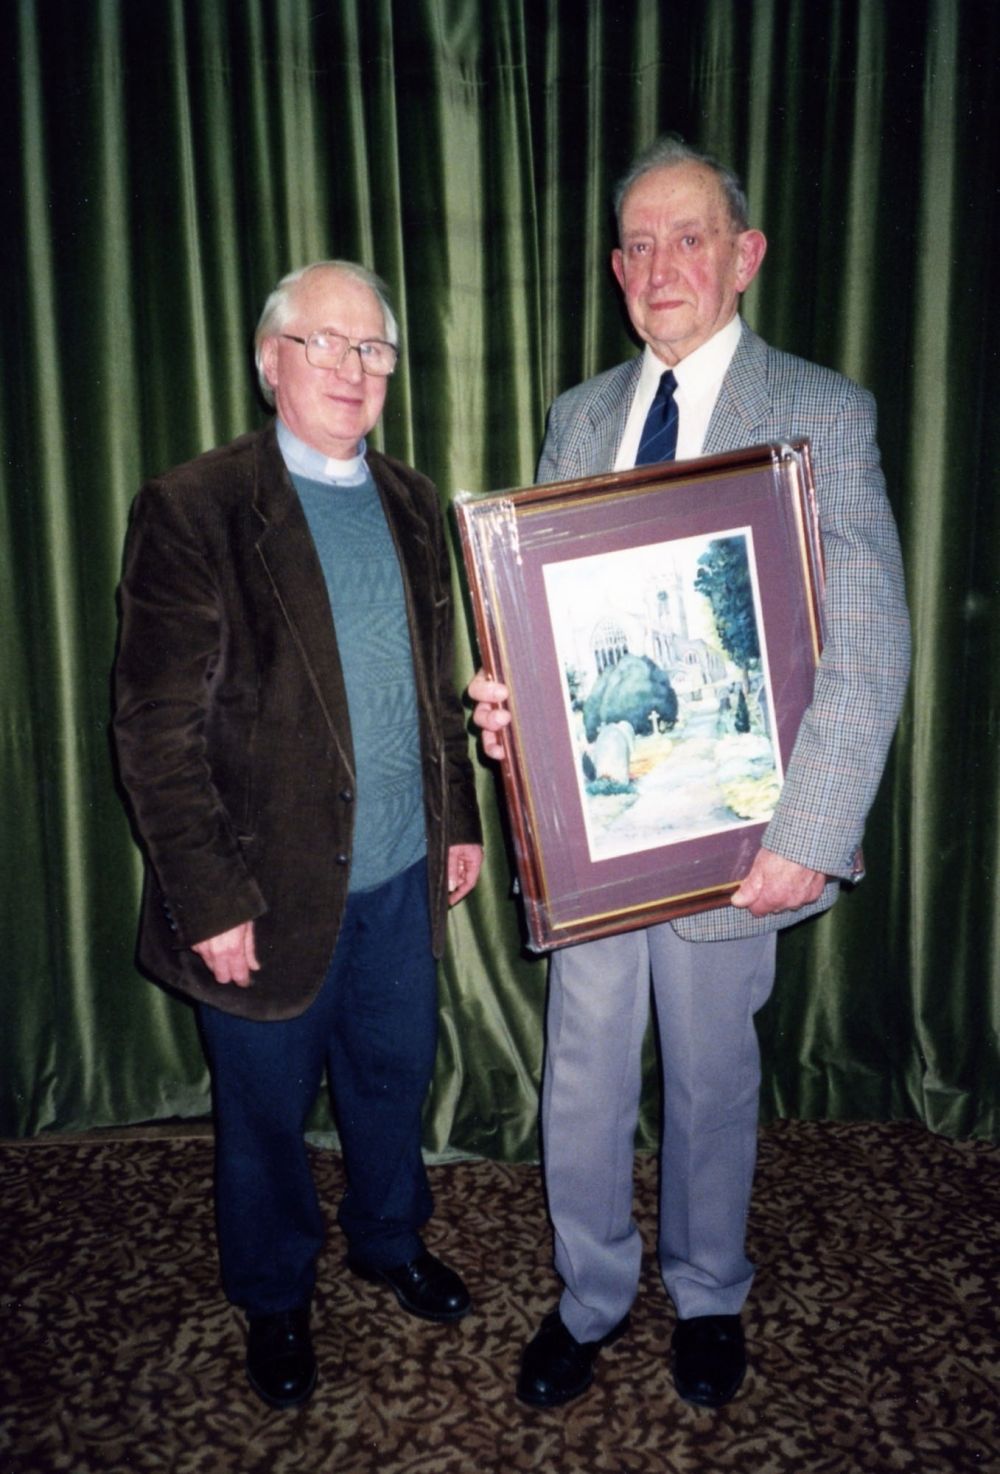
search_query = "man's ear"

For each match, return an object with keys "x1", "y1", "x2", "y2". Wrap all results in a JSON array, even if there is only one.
[
  {"x1": 260, "y1": 337, "x2": 279, "y2": 391},
  {"x1": 736, "y1": 230, "x2": 767, "y2": 292},
  {"x1": 611, "y1": 247, "x2": 626, "y2": 292}
]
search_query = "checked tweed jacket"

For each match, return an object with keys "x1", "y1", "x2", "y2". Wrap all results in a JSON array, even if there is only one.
[{"x1": 536, "y1": 323, "x2": 911, "y2": 943}]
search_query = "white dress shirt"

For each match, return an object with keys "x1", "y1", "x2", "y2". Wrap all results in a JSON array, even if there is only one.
[{"x1": 614, "y1": 314, "x2": 743, "y2": 469}]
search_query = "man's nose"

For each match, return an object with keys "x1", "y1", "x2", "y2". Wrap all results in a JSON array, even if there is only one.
[
  {"x1": 649, "y1": 243, "x2": 678, "y2": 284},
  {"x1": 333, "y1": 345, "x2": 365, "y2": 383}
]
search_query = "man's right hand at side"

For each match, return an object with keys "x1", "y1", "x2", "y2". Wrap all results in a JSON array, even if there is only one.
[{"x1": 192, "y1": 921, "x2": 260, "y2": 987}]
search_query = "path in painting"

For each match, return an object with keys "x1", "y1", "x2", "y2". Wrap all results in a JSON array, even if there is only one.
[{"x1": 586, "y1": 702, "x2": 777, "y2": 854}]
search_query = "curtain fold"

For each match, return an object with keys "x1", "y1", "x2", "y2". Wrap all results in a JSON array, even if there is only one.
[{"x1": 2, "y1": 0, "x2": 997, "y2": 1148}]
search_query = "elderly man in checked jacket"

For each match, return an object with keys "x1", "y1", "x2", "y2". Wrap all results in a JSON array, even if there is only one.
[{"x1": 470, "y1": 137, "x2": 910, "y2": 1412}]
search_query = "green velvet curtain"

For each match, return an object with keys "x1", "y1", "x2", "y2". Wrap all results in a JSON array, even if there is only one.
[{"x1": 2, "y1": 0, "x2": 997, "y2": 1148}]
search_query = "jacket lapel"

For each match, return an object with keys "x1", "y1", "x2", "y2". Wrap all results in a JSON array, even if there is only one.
[
  {"x1": 703, "y1": 325, "x2": 772, "y2": 454},
  {"x1": 572, "y1": 358, "x2": 642, "y2": 476},
  {"x1": 251, "y1": 425, "x2": 355, "y2": 770},
  {"x1": 368, "y1": 451, "x2": 435, "y2": 596}
]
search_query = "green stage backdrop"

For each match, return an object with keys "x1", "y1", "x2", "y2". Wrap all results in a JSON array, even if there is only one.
[{"x1": 2, "y1": 0, "x2": 997, "y2": 1148}]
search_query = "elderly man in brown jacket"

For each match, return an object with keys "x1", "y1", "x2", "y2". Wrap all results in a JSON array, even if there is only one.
[{"x1": 115, "y1": 261, "x2": 482, "y2": 1409}]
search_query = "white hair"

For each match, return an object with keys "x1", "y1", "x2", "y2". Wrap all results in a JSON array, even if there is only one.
[{"x1": 613, "y1": 135, "x2": 750, "y2": 237}]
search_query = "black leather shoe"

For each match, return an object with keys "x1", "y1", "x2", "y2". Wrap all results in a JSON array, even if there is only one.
[
  {"x1": 517, "y1": 1309, "x2": 631, "y2": 1407},
  {"x1": 671, "y1": 1314, "x2": 746, "y2": 1408},
  {"x1": 246, "y1": 1307, "x2": 317, "y2": 1409},
  {"x1": 347, "y1": 1250, "x2": 471, "y2": 1322}
]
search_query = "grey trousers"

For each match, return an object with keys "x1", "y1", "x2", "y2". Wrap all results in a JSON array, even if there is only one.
[{"x1": 543, "y1": 921, "x2": 776, "y2": 1340}]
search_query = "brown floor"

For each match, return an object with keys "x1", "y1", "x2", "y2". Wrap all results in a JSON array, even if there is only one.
[{"x1": 2, "y1": 1120, "x2": 997, "y2": 1474}]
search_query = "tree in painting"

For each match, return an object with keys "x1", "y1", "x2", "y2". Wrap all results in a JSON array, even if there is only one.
[
  {"x1": 734, "y1": 686, "x2": 750, "y2": 733},
  {"x1": 565, "y1": 665, "x2": 587, "y2": 713},
  {"x1": 582, "y1": 653, "x2": 678, "y2": 742},
  {"x1": 693, "y1": 537, "x2": 759, "y2": 689}
]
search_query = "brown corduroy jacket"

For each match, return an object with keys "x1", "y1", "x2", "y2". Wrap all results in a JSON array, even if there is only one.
[{"x1": 114, "y1": 423, "x2": 481, "y2": 1020}]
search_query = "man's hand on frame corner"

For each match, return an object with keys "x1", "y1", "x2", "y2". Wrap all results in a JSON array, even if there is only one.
[
  {"x1": 730, "y1": 847, "x2": 828, "y2": 918},
  {"x1": 468, "y1": 669, "x2": 510, "y2": 762}
]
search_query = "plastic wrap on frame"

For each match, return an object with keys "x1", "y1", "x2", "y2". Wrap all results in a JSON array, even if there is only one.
[
  {"x1": 456, "y1": 443, "x2": 825, "y2": 951},
  {"x1": 453, "y1": 490, "x2": 549, "y2": 902}
]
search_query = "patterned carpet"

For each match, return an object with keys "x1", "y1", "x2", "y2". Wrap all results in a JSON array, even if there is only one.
[{"x1": 2, "y1": 1121, "x2": 997, "y2": 1474}]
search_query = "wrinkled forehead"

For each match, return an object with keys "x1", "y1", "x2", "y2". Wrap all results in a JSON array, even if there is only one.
[
  {"x1": 620, "y1": 163, "x2": 733, "y2": 234},
  {"x1": 285, "y1": 269, "x2": 385, "y2": 334}
]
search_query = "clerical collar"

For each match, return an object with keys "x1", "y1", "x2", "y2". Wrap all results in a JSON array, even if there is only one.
[{"x1": 276, "y1": 419, "x2": 369, "y2": 486}]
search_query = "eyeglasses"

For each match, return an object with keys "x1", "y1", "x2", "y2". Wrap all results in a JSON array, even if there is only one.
[{"x1": 280, "y1": 331, "x2": 398, "y2": 377}]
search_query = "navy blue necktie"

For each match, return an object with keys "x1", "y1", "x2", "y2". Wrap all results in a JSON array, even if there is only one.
[{"x1": 635, "y1": 369, "x2": 678, "y2": 465}]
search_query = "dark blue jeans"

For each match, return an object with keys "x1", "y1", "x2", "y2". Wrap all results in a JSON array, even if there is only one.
[{"x1": 198, "y1": 858, "x2": 437, "y2": 1315}]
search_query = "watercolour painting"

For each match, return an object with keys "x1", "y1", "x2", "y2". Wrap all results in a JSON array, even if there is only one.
[{"x1": 542, "y1": 526, "x2": 780, "y2": 864}]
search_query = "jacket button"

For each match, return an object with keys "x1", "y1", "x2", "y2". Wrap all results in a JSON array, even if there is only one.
[
  {"x1": 335, "y1": 852, "x2": 350, "y2": 866},
  {"x1": 339, "y1": 788, "x2": 354, "y2": 803}
]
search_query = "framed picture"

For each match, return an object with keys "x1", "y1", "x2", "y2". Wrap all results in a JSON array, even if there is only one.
[{"x1": 456, "y1": 441, "x2": 825, "y2": 952}]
